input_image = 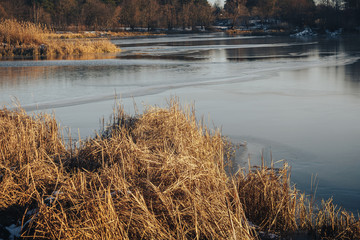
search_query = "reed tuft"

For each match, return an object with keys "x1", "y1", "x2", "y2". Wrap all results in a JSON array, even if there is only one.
[
  {"x1": 0, "y1": 99, "x2": 359, "y2": 239},
  {"x1": 0, "y1": 19, "x2": 119, "y2": 57},
  {"x1": 0, "y1": 19, "x2": 48, "y2": 46},
  {"x1": 0, "y1": 107, "x2": 67, "y2": 209}
]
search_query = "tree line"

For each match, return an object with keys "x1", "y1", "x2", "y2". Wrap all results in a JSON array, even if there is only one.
[
  {"x1": 0, "y1": 0, "x2": 359, "y2": 31},
  {"x1": 224, "y1": 0, "x2": 359, "y2": 31},
  {"x1": 0, "y1": 0, "x2": 214, "y2": 30}
]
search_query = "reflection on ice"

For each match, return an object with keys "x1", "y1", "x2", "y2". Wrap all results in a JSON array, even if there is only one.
[
  {"x1": 3, "y1": 52, "x2": 357, "y2": 113},
  {"x1": 120, "y1": 42, "x2": 318, "y2": 59},
  {"x1": 1, "y1": 51, "x2": 359, "y2": 113}
]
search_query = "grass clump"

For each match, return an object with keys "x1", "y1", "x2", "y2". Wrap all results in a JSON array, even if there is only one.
[
  {"x1": 0, "y1": 19, "x2": 119, "y2": 57},
  {"x1": 0, "y1": 107, "x2": 67, "y2": 209},
  {"x1": 47, "y1": 31, "x2": 164, "y2": 39},
  {"x1": 236, "y1": 162, "x2": 298, "y2": 232},
  {"x1": 0, "y1": 99, "x2": 359, "y2": 239},
  {"x1": 0, "y1": 101, "x2": 254, "y2": 239},
  {"x1": 48, "y1": 101, "x2": 253, "y2": 239},
  {"x1": 0, "y1": 19, "x2": 48, "y2": 46},
  {"x1": 43, "y1": 39, "x2": 118, "y2": 55},
  {"x1": 235, "y1": 159, "x2": 360, "y2": 239},
  {"x1": 226, "y1": 29, "x2": 286, "y2": 36}
]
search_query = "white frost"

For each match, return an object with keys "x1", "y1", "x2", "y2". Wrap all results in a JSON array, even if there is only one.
[{"x1": 5, "y1": 224, "x2": 21, "y2": 240}]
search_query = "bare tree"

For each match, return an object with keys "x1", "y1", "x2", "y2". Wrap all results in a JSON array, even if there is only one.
[{"x1": 224, "y1": 0, "x2": 248, "y2": 28}]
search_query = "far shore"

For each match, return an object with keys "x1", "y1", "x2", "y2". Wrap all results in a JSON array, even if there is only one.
[
  {"x1": 2, "y1": 18, "x2": 359, "y2": 59},
  {"x1": 0, "y1": 20, "x2": 120, "y2": 58}
]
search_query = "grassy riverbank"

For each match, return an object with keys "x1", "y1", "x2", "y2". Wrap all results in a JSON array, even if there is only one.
[
  {"x1": 0, "y1": 100, "x2": 359, "y2": 239},
  {"x1": 226, "y1": 28, "x2": 289, "y2": 36},
  {"x1": 0, "y1": 19, "x2": 119, "y2": 57}
]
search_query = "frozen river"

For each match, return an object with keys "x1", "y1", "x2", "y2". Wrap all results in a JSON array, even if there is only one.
[{"x1": 1, "y1": 33, "x2": 360, "y2": 212}]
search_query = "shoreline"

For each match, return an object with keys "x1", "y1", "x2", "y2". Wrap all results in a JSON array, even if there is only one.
[
  {"x1": 1, "y1": 18, "x2": 359, "y2": 59},
  {"x1": 0, "y1": 20, "x2": 120, "y2": 58}
]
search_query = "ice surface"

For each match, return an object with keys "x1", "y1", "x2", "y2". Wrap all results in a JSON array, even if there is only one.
[{"x1": 1, "y1": 33, "x2": 360, "y2": 212}]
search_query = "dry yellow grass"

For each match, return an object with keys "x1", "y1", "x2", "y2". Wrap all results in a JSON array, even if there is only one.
[
  {"x1": 0, "y1": 19, "x2": 120, "y2": 57},
  {"x1": 226, "y1": 29, "x2": 285, "y2": 36},
  {"x1": 0, "y1": 19, "x2": 48, "y2": 45},
  {"x1": 0, "y1": 99, "x2": 359, "y2": 239},
  {"x1": 44, "y1": 39, "x2": 118, "y2": 55},
  {"x1": 236, "y1": 161, "x2": 298, "y2": 232},
  {"x1": 226, "y1": 29, "x2": 255, "y2": 35},
  {"x1": 314, "y1": 199, "x2": 360, "y2": 239},
  {"x1": 0, "y1": 107, "x2": 67, "y2": 209},
  {"x1": 47, "y1": 31, "x2": 164, "y2": 39},
  {"x1": 235, "y1": 158, "x2": 360, "y2": 239}
]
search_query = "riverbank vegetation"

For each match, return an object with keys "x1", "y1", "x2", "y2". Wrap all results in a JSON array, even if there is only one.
[
  {"x1": 0, "y1": 19, "x2": 119, "y2": 57},
  {"x1": 0, "y1": 100, "x2": 359, "y2": 239}
]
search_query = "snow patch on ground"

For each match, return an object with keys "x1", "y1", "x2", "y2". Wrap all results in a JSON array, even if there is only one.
[
  {"x1": 290, "y1": 28, "x2": 317, "y2": 38},
  {"x1": 326, "y1": 28, "x2": 342, "y2": 37},
  {"x1": 4, "y1": 224, "x2": 21, "y2": 240}
]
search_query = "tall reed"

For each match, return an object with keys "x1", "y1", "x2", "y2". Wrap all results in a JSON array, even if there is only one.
[
  {"x1": 235, "y1": 159, "x2": 360, "y2": 239},
  {"x1": 0, "y1": 19, "x2": 48, "y2": 46},
  {"x1": 31, "y1": 100, "x2": 254, "y2": 239},
  {"x1": 0, "y1": 19, "x2": 119, "y2": 56},
  {"x1": 0, "y1": 100, "x2": 359, "y2": 239},
  {"x1": 0, "y1": 107, "x2": 67, "y2": 209}
]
